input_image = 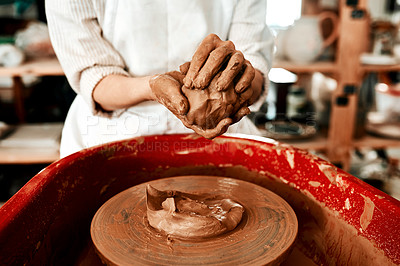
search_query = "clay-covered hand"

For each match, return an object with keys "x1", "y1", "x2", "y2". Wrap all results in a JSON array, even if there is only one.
[
  {"x1": 149, "y1": 71, "x2": 189, "y2": 117},
  {"x1": 183, "y1": 33, "x2": 255, "y2": 94},
  {"x1": 149, "y1": 67, "x2": 237, "y2": 139},
  {"x1": 180, "y1": 62, "x2": 252, "y2": 138}
]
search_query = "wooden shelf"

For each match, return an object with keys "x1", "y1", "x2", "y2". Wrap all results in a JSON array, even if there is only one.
[
  {"x1": 273, "y1": 61, "x2": 400, "y2": 74},
  {"x1": 353, "y1": 135, "x2": 400, "y2": 149},
  {"x1": 361, "y1": 64, "x2": 400, "y2": 73},
  {"x1": 0, "y1": 122, "x2": 62, "y2": 165},
  {"x1": 0, "y1": 57, "x2": 63, "y2": 164},
  {"x1": 281, "y1": 133, "x2": 400, "y2": 153},
  {"x1": 0, "y1": 147, "x2": 59, "y2": 164},
  {"x1": 281, "y1": 134, "x2": 328, "y2": 151},
  {"x1": 0, "y1": 57, "x2": 64, "y2": 124},
  {"x1": 0, "y1": 57, "x2": 63, "y2": 77},
  {"x1": 272, "y1": 60, "x2": 337, "y2": 73}
]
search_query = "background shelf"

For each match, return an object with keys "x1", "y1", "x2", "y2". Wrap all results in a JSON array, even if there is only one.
[
  {"x1": 361, "y1": 64, "x2": 400, "y2": 73},
  {"x1": 0, "y1": 147, "x2": 59, "y2": 164},
  {"x1": 272, "y1": 60, "x2": 338, "y2": 73},
  {"x1": 282, "y1": 134, "x2": 400, "y2": 153},
  {"x1": 0, "y1": 57, "x2": 63, "y2": 76}
]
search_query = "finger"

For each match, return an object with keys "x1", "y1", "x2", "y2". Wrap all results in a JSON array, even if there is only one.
[
  {"x1": 232, "y1": 106, "x2": 250, "y2": 124},
  {"x1": 192, "y1": 117, "x2": 232, "y2": 139},
  {"x1": 177, "y1": 115, "x2": 219, "y2": 140},
  {"x1": 183, "y1": 34, "x2": 221, "y2": 88},
  {"x1": 150, "y1": 75, "x2": 189, "y2": 115},
  {"x1": 193, "y1": 41, "x2": 235, "y2": 89},
  {"x1": 165, "y1": 71, "x2": 185, "y2": 85},
  {"x1": 178, "y1": 116, "x2": 207, "y2": 137},
  {"x1": 239, "y1": 85, "x2": 254, "y2": 104},
  {"x1": 234, "y1": 60, "x2": 255, "y2": 93},
  {"x1": 179, "y1": 62, "x2": 191, "y2": 75},
  {"x1": 203, "y1": 117, "x2": 232, "y2": 139},
  {"x1": 215, "y1": 51, "x2": 244, "y2": 91}
]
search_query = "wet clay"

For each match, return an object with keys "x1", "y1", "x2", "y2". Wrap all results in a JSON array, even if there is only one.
[
  {"x1": 150, "y1": 63, "x2": 252, "y2": 139},
  {"x1": 181, "y1": 71, "x2": 250, "y2": 131},
  {"x1": 150, "y1": 34, "x2": 255, "y2": 139},
  {"x1": 180, "y1": 58, "x2": 254, "y2": 134},
  {"x1": 90, "y1": 176, "x2": 298, "y2": 266},
  {"x1": 146, "y1": 184, "x2": 244, "y2": 239}
]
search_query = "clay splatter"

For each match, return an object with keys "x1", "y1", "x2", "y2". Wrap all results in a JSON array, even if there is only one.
[{"x1": 360, "y1": 195, "x2": 375, "y2": 231}]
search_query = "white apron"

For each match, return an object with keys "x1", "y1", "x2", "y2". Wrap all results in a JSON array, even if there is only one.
[{"x1": 59, "y1": 0, "x2": 264, "y2": 157}]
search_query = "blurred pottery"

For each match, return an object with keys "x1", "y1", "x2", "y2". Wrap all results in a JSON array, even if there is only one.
[{"x1": 283, "y1": 12, "x2": 339, "y2": 63}]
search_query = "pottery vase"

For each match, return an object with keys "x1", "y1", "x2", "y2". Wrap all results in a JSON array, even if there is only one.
[{"x1": 284, "y1": 12, "x2": 339, "y2": 63}]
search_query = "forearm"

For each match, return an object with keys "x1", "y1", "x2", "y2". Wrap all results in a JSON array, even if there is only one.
[{"x1": 92, "y1": 74, "x2": 156, "y2": 111}]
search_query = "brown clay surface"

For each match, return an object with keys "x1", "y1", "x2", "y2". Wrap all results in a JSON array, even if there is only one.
[
  {"x1": 91, "y1": 176, "x2": 298, "y2": 265},
  {"x1": 146, "y1": 184, "x2": 244, "y2": 239}
]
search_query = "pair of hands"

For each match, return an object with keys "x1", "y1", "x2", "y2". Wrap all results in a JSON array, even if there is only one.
[{"x1": 150, "y1": 34, "x2": 258, "y2": 139}]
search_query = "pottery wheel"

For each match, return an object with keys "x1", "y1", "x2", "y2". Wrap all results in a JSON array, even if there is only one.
[{"x1": 91, "y1": 176, "x2": 298, "y2": 265}]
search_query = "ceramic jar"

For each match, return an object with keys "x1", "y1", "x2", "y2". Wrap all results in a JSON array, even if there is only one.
[{"x1": 282, "y1": 11, "x2": 339, "y2": 63}]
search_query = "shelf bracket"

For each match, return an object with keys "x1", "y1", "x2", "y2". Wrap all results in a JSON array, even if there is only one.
[
  {"x1": 346, "y1": 0, "x2": 358, "y2": 6},
  {"x1": 336, "y1": 96, "x2": 349, "y2": 106},
  {"x1": 344, "y1": 85, "x2": 357, "y2": 94}
]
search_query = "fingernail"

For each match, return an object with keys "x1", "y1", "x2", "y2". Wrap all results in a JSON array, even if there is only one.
[
  {"x1": 216, "y1": 81, "x2": 224, "y2": 91},
  {"x1": 193, "y1": 80, "x2": 202, "y2": 90},
  {"x1": 183, "y1": 77, "x2": 191, "y2": 88},
  {"x1": 178, "y1": 101, "x2": 188, "y2": 114}
]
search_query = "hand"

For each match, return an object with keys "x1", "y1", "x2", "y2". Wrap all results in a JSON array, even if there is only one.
[
  {"x1": 183, "y1": 34, "x2": 255, "y2": 94},
  {"x1": 182, "y1": 62, "x2": 251, "y2": 138},
  {"x1": 149, "y1": 67, "x2": 235, "y2": 139},
  {"x1": 180, "y1": 116, "x2": 233, "y2": 139},
  {"x1": 149, "y1": 71, "x2": 189, "y2": 116}
]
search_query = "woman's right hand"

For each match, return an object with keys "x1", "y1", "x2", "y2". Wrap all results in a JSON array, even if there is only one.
[{"x1": 183, "y1": 34, "x2": 255, "y2": 94}]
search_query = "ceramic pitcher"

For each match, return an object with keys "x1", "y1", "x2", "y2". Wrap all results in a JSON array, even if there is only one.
[{"x1": 283, "y1": 11, "x2": 339, "y2": 63}]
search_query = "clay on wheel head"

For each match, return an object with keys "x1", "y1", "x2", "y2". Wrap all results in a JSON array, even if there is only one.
[{"x1": 146, "y1": 184, "x2": 244, "y2": 239}]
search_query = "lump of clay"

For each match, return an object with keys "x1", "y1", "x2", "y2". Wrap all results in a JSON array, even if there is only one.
[
  {"x1": 146, "y1": 184, "x2": 244, "y2": 239},
  {"x1": 182, "y1": 72, "x2": 244, "y2": 130}
]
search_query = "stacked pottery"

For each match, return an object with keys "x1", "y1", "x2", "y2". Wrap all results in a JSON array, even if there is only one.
[{"x1": 277, "y1": 11, "x2": 339, "y2": 63}]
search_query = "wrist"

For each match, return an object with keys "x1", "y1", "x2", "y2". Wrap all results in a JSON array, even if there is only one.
[
  {"x1": 93, "y1": 74, "x2": 156, "y2": 111},
  {"x1": 146, "y1": 75, "x2": 159, "y2": 101},
  {"x1": 249, "y1": 70, "x2": 264, "y2": 105}
]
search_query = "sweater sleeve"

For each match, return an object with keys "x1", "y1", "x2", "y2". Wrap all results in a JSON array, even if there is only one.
[
  {"x1": 229, "y1": 0, "x2": 275, "y2": 112},
  {"x1": 46, "y1": 0, "x2": 129, "y2": 116}
]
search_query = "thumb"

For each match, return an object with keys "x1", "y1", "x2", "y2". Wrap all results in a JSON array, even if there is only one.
[{"x1": 151, "y1": 75, "x2": 189, "y2": 115}]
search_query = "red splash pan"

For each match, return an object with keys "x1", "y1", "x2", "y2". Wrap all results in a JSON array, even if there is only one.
[{"x1": 0, "y1": 134, "x2": 399, "y2": 265}]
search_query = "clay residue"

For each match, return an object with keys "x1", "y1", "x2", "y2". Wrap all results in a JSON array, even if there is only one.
[
  {"x1": 99, "y1": 178, "x2": 116, "y2": 195},
  {"x1": 243, "y1": 147, "x2": 254, "y2": 156},
  {"x1": 344, "y1": 198, "x2": 351, "y2": 210},
  {"x1": 285, "y1": 150, "x2": 295, "y2": 169},
  {"x1": 317, "y1": 163, "x2": 338, "y2": 185},
  {"x1": 309, "y1": 181, "x2": 321, "y2": 188},
  {"x1": 360, "y1": 195, "x2": 375, "y2": 231},
  {"x1": 275, "y1": 178, "x2": 393, "y2": 266},
  {"x1": 145, "y1": 184, "x2": 244, "y2": 239}
]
